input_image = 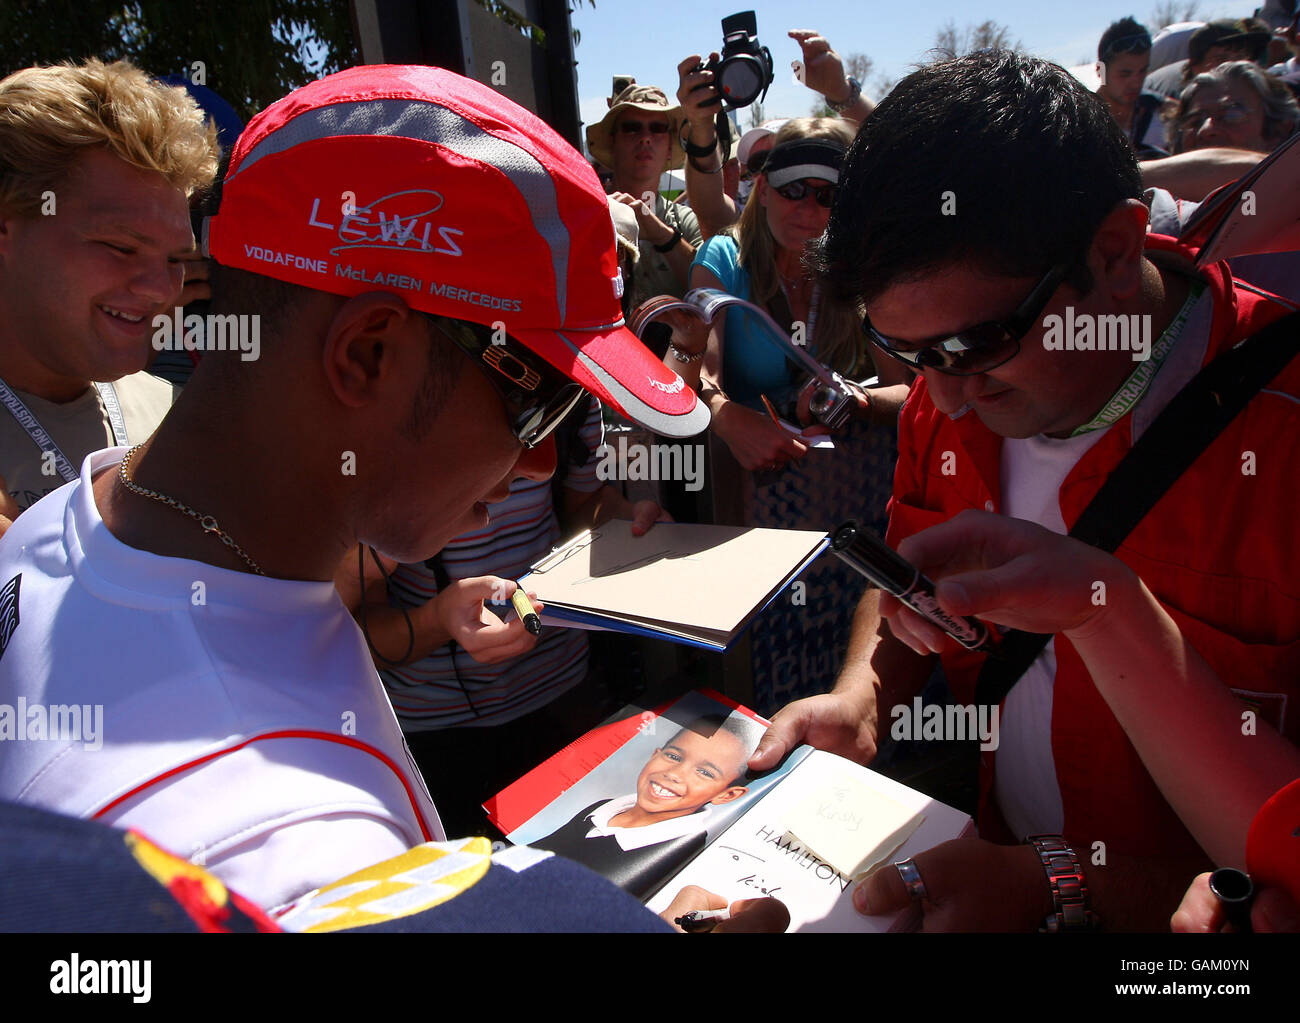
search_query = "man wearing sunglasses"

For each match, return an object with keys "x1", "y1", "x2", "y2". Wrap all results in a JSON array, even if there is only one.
[
  {"x1": 337, "y1": 317, "x2": 671, "y2": 838},
  {"x1": 751, "y1": 51, "x2": 1298, "y2": 932},
  {"x1": 587, "y1": 84, "x2": 702, "y2": 308},
  {"x1": 0, "y1": 66, "x2": 707, "y2": 912}
]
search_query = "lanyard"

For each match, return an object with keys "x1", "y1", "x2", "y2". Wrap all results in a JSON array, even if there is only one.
[
  {"x1": 0, "y1": 377, "x2": 128, "y2": 484},
  {"x1": 776, "y1": 280, "x2": 820, "y2": 346},
  {"x1": 1069, "y1": 282, "x2": 1204, "y2": 437}
]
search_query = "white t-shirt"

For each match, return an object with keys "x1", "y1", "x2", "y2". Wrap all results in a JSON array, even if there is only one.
[
  {"x1": 996, "y1": 428, "x2": 1110, "y2": 839},
  {"x1": 994, "y1": 282, "x2": 1215, "y2": 839},
  {"x1": 1, "y1": 371, "x2": 176, "y2": 513},
  {"x1": 0, "y1": 448, "x2": 443, "y2": 911}
]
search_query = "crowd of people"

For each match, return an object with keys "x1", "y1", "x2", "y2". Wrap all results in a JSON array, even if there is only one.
[{"x1": 0, "y1": 9, "x2": 1297, "y2": 936}]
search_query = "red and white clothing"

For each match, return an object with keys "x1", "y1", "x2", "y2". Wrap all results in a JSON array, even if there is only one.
[
  {"x1": 0, "y1": 449, "x2": 442, "y2": 911},
  {"x1": 886, "y1": 236, "x2": 1300, "y2": 861}
]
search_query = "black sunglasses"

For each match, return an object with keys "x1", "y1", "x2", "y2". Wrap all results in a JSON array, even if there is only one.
[
  {"x1": 434, "y1": 319, "x2": 587, "y2": 448},
  {"x1": 617, "y1": 119, "x2": 671, "y2": 135},
  {"x1": 745, "y1": 151, "x2": 769, "y2": 176},
  {"x1": 773, "y1": 180, "x2": 837, "y2": 208},
  {"x1": 1178, "y1": 101, "x2": 1253, "y2": 133},
  {"x1": 862, "y1": 264, "x2": 1070, "y2": 376}
]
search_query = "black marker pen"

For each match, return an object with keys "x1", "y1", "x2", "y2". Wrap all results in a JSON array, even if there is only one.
[
  {"x1": 831, "y1": 520, "x2": 994, "y2": 653},
  {"x1": 675, "y1": 908, "x2": 730, "y2": 933},
  {"x1": 1208, "y1": 867, "x2": 1254, "y2": 933}
]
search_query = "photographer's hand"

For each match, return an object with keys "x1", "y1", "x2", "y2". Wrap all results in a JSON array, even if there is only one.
[
  {"x1": 676, "y1": 53, "x2": 723, "y2": 140},
  {"x1": 788, "y1": 29, "x2": 875, "y2": 121},
  {"x1": 676, "y1": 52, "x2": 737, "y2": 236}
]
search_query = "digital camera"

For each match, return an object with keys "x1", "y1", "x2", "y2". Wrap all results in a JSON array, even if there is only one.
[
  {"x1": 800, "y1": 373, "x2": 862, "y2": 432},
  {"x1": 696, "y1": 11, "x2": 774, "y2": 110}
]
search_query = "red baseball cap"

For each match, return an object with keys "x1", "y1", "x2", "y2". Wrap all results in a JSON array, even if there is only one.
[{"x1": 205, "y1": 64, "x2": 708, "y2": 438}]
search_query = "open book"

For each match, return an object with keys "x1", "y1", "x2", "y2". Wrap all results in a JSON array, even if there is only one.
[
  {"x1": 488, "y1": 690, "x2": 972, "y2": 932},
  {"x1": 518, "y1": 520, "x2": 828, "y2": 651}
]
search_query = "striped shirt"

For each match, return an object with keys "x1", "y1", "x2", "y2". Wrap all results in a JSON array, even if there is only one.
[{"x1": 381, "y1": 400, "x2": 605, "y2": 729}]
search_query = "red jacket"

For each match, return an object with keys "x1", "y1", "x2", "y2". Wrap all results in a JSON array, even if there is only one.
[{"x1": 885, "y1": 236, "x2": 1300, "y2": 860}]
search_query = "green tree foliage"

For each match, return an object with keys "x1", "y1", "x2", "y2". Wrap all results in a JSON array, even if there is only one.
[
  {"x1": 476, "y1": 0, "x2": 596, "y2": 47},
  {"x1": 0, "y1": 0, "x2": 358, "y2": 121}
]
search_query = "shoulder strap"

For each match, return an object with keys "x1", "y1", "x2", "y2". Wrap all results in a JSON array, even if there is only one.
[{"x1": 975, "y1": 309, "x2": 1300, "y2": 709}]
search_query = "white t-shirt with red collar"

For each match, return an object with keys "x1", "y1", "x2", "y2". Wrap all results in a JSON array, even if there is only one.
[
  {"x1": 0, "y1": 448, "x2": 443, "y2": 911},
  {"x1": 994, "y1": 280, "x2": 1216, "y2": 839}
]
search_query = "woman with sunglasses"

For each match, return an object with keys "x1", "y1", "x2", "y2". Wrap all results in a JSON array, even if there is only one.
[{"x1": 669, "y1": 118, "x2": 910, "y2": 475}]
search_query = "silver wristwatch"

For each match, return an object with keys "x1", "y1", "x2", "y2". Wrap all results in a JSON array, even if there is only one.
[
  {"x1": 827, "y1": 76, "x2": 861, "y2": 113},
  {"x1": 1026, "y1": 834, "x2": 1100, "y2": 932}
]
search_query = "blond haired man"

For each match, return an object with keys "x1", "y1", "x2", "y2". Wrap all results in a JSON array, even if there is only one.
[{"x1": 0, "y1": 59, "x2": 218, "y2": 529}]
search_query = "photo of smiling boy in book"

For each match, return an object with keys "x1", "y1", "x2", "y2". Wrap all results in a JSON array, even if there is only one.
[{"x1": 530, "y1": 713, "x2": 765, "y2": 900}]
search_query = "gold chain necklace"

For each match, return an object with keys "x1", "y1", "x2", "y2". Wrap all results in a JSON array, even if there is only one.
[{"x1": 117, "y1": 445, "x2": 266, "y2": 576}]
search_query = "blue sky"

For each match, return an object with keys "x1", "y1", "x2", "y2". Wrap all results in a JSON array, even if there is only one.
[{"x1": 570, "y1": 0, "x2": 1265, "y2": 135}]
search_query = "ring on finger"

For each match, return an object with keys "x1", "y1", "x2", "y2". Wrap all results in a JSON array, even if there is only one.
[{"x1": 895, "y1": 858, "x2": 929, "y2": 901}]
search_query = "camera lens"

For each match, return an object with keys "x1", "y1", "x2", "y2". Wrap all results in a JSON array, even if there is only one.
[
  {"x1": 719, "y1": 61, "x2": 762, "y2": 105},
  {"x1": 809, "y1": 386, "x2": 834, "y2": 415}
]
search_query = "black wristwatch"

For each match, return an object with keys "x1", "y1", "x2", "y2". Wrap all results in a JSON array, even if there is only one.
[
  {"x1": 679, "y1": 126, "x2": 719, "y2": 159},
  {"x1": 653, "y1": 226, "x2": 682, "y2": 253}
]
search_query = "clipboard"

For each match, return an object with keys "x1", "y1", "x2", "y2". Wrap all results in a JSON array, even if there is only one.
[{"x1": 519, "y1": 521, "x2": 830, "y2": 651}]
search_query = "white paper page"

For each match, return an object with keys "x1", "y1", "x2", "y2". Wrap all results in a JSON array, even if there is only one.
[
  {"x1": 645, "y1": 749, "x2": 972, "y2": 932},
  {"x1": 784, "y1": 772, "x2": 924, "y2": 879},
  {"x1": 774, "y1": 415, "x2": 835, "y2": 450}
]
